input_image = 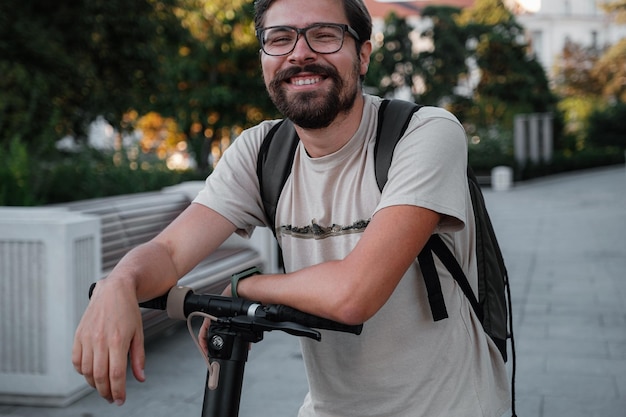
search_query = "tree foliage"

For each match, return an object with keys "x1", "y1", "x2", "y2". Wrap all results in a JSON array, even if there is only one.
[
  {"x1": 417, "y1": 6, "x2": 471, "y2": 106},
  {"x1": 552, "y1": 34, "x2": 626, "y2": 151},
  {"x1": 0, "y1": 0, "x2": 188, "y2": 153},
  {"x1": 599, "y1": 0, "x2": 626, "y2": 22},
  {"x1": 154, "y1": 0, "x2": 274, "y2": 169},
  {"x1": 552, "y1": 40, "x2": 603, "y2": 98},
  {"x1": 365, "y1": 12, "x2": 419, "y2": 99},
  {"x1": 0, "y1": 0, "x2": 280, "y2": 203},
  {"x1": 586, "y1": 102, "x2": 626, "y2": 148},
  {"x1": 366, "y1": 0, "x2": 556, "y2": 130},
  {"x1": 457, "y1": 0, "x2": 556, "y2": 127},
  {"x1": 0, "y1": 0, "x2": 275, "y2": 170},
  {"x1": 591, "y1": 38, "x2": 626, "y2": 102}
]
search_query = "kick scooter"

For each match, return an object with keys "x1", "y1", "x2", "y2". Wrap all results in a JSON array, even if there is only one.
[{"x1": 89, "y1": 268, "x2": 362, "y2": 417}]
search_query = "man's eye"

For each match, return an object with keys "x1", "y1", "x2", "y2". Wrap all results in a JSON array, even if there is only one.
[
  {"x1": 267, "y1": 33, "x2": 294, "y2": 45},
  {"x1": 310, "y1": 29, "x2": 341, "y2": 42}
]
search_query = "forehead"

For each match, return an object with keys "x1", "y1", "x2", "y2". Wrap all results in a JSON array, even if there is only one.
[{"x1": 263, "y1": 0, "x2": 348, "y2": 27}]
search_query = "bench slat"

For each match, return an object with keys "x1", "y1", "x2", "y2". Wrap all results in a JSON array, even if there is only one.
[{"x1": 59, "y1": 190, "x2": 265, "y2": 339}]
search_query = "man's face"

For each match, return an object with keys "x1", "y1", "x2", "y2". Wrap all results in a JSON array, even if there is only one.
[{"x1": 259, "y1": 0, "x2": 371, "y2": 129}]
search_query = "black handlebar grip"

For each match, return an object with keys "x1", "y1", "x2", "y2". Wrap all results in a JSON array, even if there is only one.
[
  {"x1": 138, "y1": 293, "x2": 169, "y2": 310},
  {"x1": 88, "y1": 282, "x2": 169, "y2": 311},
  {"x1": 88, "y1": 282, "x2": 97, "y2": 299},
  {"x1": 264, "y1": 304, "x2": 363, "y2": 335}
]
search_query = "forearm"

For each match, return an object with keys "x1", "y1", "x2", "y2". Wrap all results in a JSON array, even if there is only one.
[
  {"x1": 235, "y1": 260, "x2": 381, "y2": 325},
  {"x1": 101, "y1": 240, "x2": 181, "y2": 302}
]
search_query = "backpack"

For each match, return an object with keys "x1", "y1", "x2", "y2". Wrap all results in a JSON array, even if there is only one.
[{"x1": 256, "y1": 98, "x2": 516, "y2": 413}]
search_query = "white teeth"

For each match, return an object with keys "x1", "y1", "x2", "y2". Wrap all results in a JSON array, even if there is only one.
[{"x1": 293, "y1": 77, "x2": 321, "y2": 86}]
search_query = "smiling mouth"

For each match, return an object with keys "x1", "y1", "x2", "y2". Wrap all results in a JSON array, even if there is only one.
[{"x1": 289, "y1": 76, "x2": 324, "y2": 86}]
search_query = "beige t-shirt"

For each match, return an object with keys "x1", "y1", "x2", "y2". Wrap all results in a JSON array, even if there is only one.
[{"x1": 194, "y1": 94, "x2": 510, "y2": 417}]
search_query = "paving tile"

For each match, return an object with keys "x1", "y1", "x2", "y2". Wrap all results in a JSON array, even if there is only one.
[
  {"x1": 515, "y1": 336, "x2": 609, "y2": 359},
  {"x1": 547, "y1": 355, "x2": 626, "y2": 377},
  {"x1": 510, "y1": 394, "x2": 542, "y2": 417},
  {"x1": 516, "y1": 371, "x2": 618, "y2": 399},
  {"x1": 542, "y1": 395, "x2": 626, "y2": 417}
]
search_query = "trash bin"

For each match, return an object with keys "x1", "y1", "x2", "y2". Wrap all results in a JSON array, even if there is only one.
[{"x1": 491, "y1": 166, "x2": 513, "y2": 191}]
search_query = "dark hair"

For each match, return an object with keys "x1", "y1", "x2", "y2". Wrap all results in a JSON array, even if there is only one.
[{"x1": 254, "y1": 0, "x2": 372, "y2": 50}]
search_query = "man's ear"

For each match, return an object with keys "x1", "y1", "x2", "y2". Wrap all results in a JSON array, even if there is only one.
[{"x1": 359, "y1": 40, "x2": 373, "y2": 77}]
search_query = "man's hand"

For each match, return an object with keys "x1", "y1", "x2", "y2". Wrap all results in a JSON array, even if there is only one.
[{"x1": 72, "y1": 279, "x2": 146, "y2": 405}]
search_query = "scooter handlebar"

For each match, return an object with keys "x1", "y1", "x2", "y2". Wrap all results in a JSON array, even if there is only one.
[
  {"x1": 89, "y1": 283, "x2": 362, "y2": 336},
  {"x1": 164, "y1": 285, "x2": 362, "y2": 335}
]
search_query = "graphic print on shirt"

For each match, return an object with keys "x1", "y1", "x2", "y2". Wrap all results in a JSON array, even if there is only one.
[{"x1": 278, "y1": 218, "x2": 370, "y2": 240}]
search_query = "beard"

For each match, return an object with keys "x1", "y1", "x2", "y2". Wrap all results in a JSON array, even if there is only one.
[{"x1": 267, "y1": 62, "x2": 360, "y2": 129}]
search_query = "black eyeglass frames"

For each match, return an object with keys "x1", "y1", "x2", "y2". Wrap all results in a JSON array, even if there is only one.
[{"x1": 256, "y1": 23, "x2": 360, "y2": 56}]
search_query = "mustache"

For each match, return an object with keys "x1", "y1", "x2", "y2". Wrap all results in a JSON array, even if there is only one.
[{"x1": 274, "y1": 64, "x2": 338, "y2": 82}]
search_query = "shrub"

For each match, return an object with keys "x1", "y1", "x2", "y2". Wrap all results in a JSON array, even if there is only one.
[
  {"x1": 586, "y1": 102, "x2": 626, "y2": 149},
  {"x1": 520, "y1": 146, "x2": 625, "y2": 179},
  {"x1": 467, "y1": 125, "x2": 515, "y2": 175},
  {"x1": 35, "y1": 150, "x2": 207, "y2": 204},
  {"x1": 1, "y1": 145, "x2": 207, "y2": 206},
  {"x1": 0, "y1": 137, "x2": 38, "y2": 205}
]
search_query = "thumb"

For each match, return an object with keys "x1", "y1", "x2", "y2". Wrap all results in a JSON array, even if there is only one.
[{"x1": 129, "y1": 328, "x2": 146, "y2": 382}]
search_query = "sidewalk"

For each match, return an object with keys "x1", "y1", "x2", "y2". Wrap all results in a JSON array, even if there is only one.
[
  {"x1": 1, "y1": 165, "x2": 624, "y2": 417},
  {"x1": 485, "y1": 165, "x2": 626, "y2": 416}
]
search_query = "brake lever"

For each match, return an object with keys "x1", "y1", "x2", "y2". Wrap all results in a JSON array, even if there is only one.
[{"x1": 230, "y1": 316, "x2": 321, "y2": 341}]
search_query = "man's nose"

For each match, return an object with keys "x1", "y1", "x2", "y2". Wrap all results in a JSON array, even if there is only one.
[{"x1": 289, "y1": 33, "x2": 316, "y2": 60}]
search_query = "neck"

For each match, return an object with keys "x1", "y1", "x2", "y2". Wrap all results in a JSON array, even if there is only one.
[{"x1": 294, "y1": 94, "x2": 365, "y2": 158}]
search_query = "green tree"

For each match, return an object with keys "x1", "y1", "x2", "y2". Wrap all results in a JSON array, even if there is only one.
[
  {"x1": 457, "y1": 0, "x2": 556, "y2": 129},
  {"x1": 0, "y1": 0, "x2": 187, "y2": 152},
  {"x1": 154, "y1": 0, "x2": 274, "y2": 170},
  {"x1": 552, "y1": 40, "x2": 603, "y2": 98},
  {"x1": 365, "y1": 7, "x2": 471, "y2": 108},
  {"x1": 365, "y1": 12, "x2": 419, "y2": 99},
  {"x1": 417, "y1": 6, "x2": 471, "y2": 106},
  {"x1": 586, "y1": 102, "x2": 626, "y2": 148},
  {"x1": 591, "y1": 38, "x2": 626, "y2": 102},
  {"x1": 552, "y1": 39, "x2": 604, "y2": 150}
]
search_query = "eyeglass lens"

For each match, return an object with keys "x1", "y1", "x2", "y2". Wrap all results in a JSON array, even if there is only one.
[{"x1": 261, "y1": 24, "x2": 347, "y2": 56}]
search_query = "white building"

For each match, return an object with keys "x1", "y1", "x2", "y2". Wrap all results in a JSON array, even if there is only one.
[{"x1": 509, "y1": 0, "x2": 626, "y2": 77}]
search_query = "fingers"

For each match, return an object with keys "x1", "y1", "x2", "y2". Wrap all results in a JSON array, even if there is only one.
[
  {"x1": 199, "y1": 318, "x2": 210, "y2": 354},
  {"x1": 129, "y1": 328, "x2": 146, "y2": 383},
  {"x1": 73, "y1": 326, "x2": 129, "y2": 404},
  {"x1": 72, "y1": 280, "x2": 144, "y2": 405},
  {"x1": 93, "y1": 345, "x2": 116, "y2": 403},
  {"x1": 72, "y1": 335, "x2": 95, "y2": 387}
]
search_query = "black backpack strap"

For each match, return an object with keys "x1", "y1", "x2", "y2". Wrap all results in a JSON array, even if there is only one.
[
  {"x1": 256, "y1": 119, "x2": 300, "y2": 237},
  {"x1": 374, "y1": 99, "x2": 423, "y2": 191},
  {"x1": 427, "y1": 235, "x2": 483, "y2": 322},
  {"x1": 417, "y1": 238, "x2": 449, "y2": 321}
]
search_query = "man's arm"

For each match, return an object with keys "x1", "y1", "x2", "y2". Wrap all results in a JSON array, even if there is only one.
[
  {"x1": 235, "y1": 204, "x2": 441, "y2": 324},
  {"x1": 72, "y1": 203, "x2": 237, "y2": 405}
]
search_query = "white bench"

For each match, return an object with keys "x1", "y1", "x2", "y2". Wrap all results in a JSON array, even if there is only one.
[
  {"x1": 60, "y1": 187, "x2": 274, "y2": 338},
  {"x1": 0, "y1": 183, "x2": 277, "y2": 406}
]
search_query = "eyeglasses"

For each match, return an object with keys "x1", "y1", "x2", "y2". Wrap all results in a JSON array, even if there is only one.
[{"x1": 256, "y1": 23, "x2": 360, "y2": 56}]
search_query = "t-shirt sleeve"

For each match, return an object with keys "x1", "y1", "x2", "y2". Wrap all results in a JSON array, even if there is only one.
[
  {"x1": 375, "y1": 106, "x2": 469, "y2": 233},
  {"x1": 192, "y1": 121, "x2": 278, "y2": 238}
]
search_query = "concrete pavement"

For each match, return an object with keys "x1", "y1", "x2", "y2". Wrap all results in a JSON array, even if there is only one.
[
  {"x1": 1, "y1": 165, "x2": 624, "y2": 417},
  {"x1": 486, "y1": 165, "x2": 626, "y2": 417}
]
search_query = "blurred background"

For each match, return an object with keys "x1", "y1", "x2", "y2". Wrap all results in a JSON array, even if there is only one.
[{"x1": 1, "y1": 0, "x2": 624, "y2": 206}]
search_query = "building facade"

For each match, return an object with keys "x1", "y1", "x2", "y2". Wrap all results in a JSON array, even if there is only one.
[{"x1": 511, "y1": 0, "x2": 626, "y2": 76}]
